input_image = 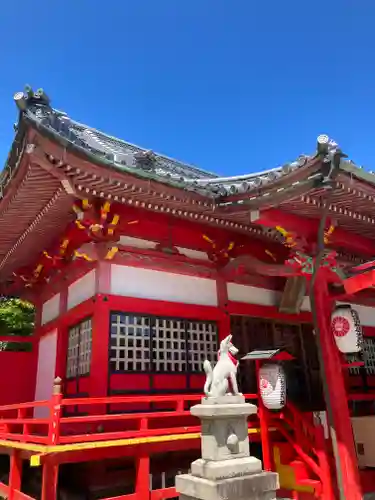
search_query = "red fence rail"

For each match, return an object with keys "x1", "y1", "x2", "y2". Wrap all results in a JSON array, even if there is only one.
[
  {"x1": 0, "y1": 382, "x2": 338, "y2": 500},
  {"x1": 0, "y1": 480, "x2": 35, "y2": 500},
  {"x1": 270, "y1": 402, "x2": 334, "y2": 499},
  {"x1": 0, "y1": 381, "x2": 259, "y2": 446}
]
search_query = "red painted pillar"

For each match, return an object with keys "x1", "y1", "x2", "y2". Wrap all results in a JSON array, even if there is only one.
[
  {"x1": 8, "y1": 450, "x2": 22, "y2": 500},
  {"x1": 218, "y1": 314, "x2": 231, "y2": 341},
  {"x1": 55, "y1": 288, "x2": 68, "y2": 381},
  {"x1": 217, "y1": 275, "x2": 231, "y2": 341},
  {"x1": 48, "y1": 378, "x2": 62, "y2": 446},
  {"x1": 312, "y1": 275, "x2": 361, "y2": 500},
  {"x1": 135, "y1": 453, "x2": 150, "y2": 500},
  {"x1": 90, "y1": 294, "x2": 110, "y2": 410},
  {"x1": 55, "y1": 324, "x2": 68, "y2": 382},
  {"x1": 41, "y1": 463, "x2": 58, "y2": 500}
]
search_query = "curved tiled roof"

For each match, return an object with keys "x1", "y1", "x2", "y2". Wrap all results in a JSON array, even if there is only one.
[
  {"x1": 1, "y1": 86, "x2": 344, "y2": 201},
  {"x1": 3, "y1": 86, "x2": 375, "y2": 232},
  {"x1": 3, "y1": 86, "x2": 375, "y2": 294}
]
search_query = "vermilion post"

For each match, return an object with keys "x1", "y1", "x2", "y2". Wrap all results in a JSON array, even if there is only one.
[
  {"x1": 313, "y1": 275, "x2": 361, "y2": 499},
  {"x1": 255, "y1": 360, "x2": 272, "y2": 471},
  {"x1": 48, "y1": 377, "x2": 62, "y2": 445},
  {"x1": 44, "y1": 380, "x2": 61, "y2": 500},
  {"x1": 216, "y1": 274, "x2": 230, "y2": 334},
  {"x1": 41, "y1": 462, "x2": 58, "y2": 500},
  {"x1": 55, "y1": 287, "x2": 69, "y2": 380},
  {"x1": 8, "y1": 450, "x2": 22, "y2": 500},
  {"x1": 135, "y1": 453, "x2": 150, "y2": 500},
  {"x1": 55, "y1": 325, "x2": 68, "y2": 381},
  {"x1": 90, "y1": 294, "x2": 110, "y2": 414}
]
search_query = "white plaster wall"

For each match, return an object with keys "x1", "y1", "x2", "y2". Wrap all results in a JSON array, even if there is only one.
[
  {"x1": 227, "y1": 283, "x2": 282, "y2": 307},
  {"x1": 41, "y1": 293, "x2": 60, "y2": 325},
  {"x1": 176, "y1": 247, "x2": 209, "y2": 261},
  {"x1": 337, "y1": 302, "x2": 375, "y2": 327},
  {"x1": 67, "y1": 269, "x2": 96, "y2": 310},
  {"x1": 111, "y1": 264, "x2": 217, "y2": 306},
  {"x1": 300, "y1": 296, "x2": 311, "y2": 312},
  {"x1": 34, "y1": 330, "x2": 57, "y2": 417},
  {"x1": 119, "y1": 236, "x2": 157, "y2": 249},
  {"x1": 227, "y1": 283, "x2": 375, "y2": 327}
]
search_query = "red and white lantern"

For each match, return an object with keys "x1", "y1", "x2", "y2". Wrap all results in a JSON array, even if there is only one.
[
  {"x1": 259, "y1": 363, "x2": 286, "y2": 411},
  {"x1": 331, "y1": 305, "x2": 363, "y2": 354}
]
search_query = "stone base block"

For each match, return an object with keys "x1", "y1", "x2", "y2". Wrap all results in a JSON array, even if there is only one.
[
  {"x1": 202, "y1": 395, "x2": 246, "y2": 405},
  {"x1": 191, "y1": 456, "x2": 262, "y2": 480},
  {"x1": 191, "y1": 403, "x2": 257, "y2": 419},
  {"x1": 176, "y1": 471, "x2": 279, "y2": 500}
]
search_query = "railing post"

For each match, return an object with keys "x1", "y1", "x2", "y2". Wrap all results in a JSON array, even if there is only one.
[
  {"x1": 8, "y1": 449, "x2": 22, "y2": 500},
  {"x1": 18, "y1": 407, "x2": 29, "y2": 440},
  {"x1": 48, "y1": 377, "x2": 62, "y2": 445},
  {"x1": 139, "y1": 417, "x2": 148, "y2": 431},
  {"x1": 176, "y1": 396, "x2": 184, "y2": 412},
  {"x1": 41, "y1": 462, "x2": 59, "y2": 500},
  {"x1": 135, "y1": 453, "x2": 150, "y2": 500}
]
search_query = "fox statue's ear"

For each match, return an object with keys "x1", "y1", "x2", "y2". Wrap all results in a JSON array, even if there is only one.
[{"x1": 225, "y1": 334, "x2": 232, "y2": 344}]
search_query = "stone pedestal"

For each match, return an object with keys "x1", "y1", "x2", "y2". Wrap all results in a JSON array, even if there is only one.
[{"x1": 175, "y1": 395, "x2": 279, "y2": 500}]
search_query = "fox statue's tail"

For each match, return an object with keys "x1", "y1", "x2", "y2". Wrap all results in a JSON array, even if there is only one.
[{"x1": 203, "y1": 360, "x2": 212, "y2": 395}]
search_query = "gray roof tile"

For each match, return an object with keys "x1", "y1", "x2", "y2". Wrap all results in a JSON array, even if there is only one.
[{"x1": 6, "y1": 86, "x2": 372, "y2": 201}]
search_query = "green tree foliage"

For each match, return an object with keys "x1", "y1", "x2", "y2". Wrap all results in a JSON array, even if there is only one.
[{"x1": 0, "y1": 298, "x2": 35, "y2": 336}]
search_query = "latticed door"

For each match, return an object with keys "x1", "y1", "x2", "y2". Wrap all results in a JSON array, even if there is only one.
[{"x1": 230, "y1": 316, "x2": 323, "y2": 410}]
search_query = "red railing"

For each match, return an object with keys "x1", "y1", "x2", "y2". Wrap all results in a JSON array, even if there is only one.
[
  {"x1": 0, "y1": 383, "x2": 337, "y2": 500},
  {"x1": 348, "y1": 392, "x2": 375, "y2": 401},
  {"x1": 0, "y1": 382, "x2": 259, "y2": 446},
  {"x1": 270, "y1": 402, "x2": 334, "y2": 499},
  {"x1": 0, "y1": 480, "x2": 35, "y2": 500}
]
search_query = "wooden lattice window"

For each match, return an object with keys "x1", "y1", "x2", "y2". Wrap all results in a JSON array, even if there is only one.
[
  {"x1": 66, "y1": 318, "x2": 92, "y2": 378},
  {"x1": 153, "y1": 318, "x2": 186, "y2": 372},
  {"x1": 230, "y1": 315, "x2": 322, "y2": 410},
  {"x1": 349, "y1": 338, "x2": 375, "y2": 376},
  {"x1": 109, "y1": 314, "x2": 151, "y2": 372},
  {"x1": 109, "y1": 312, "x2": 218, "y2": 373},
  {"x1": 187, "y1": 320, "x2": 217, "y2": 372}
]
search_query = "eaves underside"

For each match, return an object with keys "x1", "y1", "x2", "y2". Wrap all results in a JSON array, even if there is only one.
[
  {"x1": 2, "y1": 94, "x2": 375, "y2": 283},
  {"x1": 0, "y1": 145, "x2": 375, "y2": 285}
]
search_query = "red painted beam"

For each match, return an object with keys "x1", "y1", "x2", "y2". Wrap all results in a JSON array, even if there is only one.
[
  {"x1": 0, "y1": 336, "x2": 35, "y2": 342},
  {"x1": 224, "y1": 254, "x2": 298, "y2": 279},
  {"x1": 227, "y1": 301, "x2": 312, "y2": 323},
  {"x1": 343, "y1": 270, "x2": 375, "y2": 295},
  {"x1": 112, "y1": 203, "x2": 285, "y2": 258},
  {"x1": 252, "y1": 208, "x2": 318, "y2": 234},
  {"x1": 252, "y1": 208, "x2": 375, "y2": 257},
  {"x1": 11, "y1": 203, "x2": 289, "y2": 294},
  {"x1": 45, "y1": 439, "x2": 202, "y2": 465}
]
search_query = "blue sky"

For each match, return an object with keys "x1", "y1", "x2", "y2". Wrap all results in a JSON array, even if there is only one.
[{"x1": 0, "y1": 1, "x2": 374, "y2": 175}]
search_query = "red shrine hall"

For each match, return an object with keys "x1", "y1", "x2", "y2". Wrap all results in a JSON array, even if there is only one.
[{"x1": 2, "y1": 86, "x2": 375, "y2": 499}]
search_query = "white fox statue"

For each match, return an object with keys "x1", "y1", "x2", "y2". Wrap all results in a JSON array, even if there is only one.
[{"x1": 203, "y1": 334, "x2": 241, "y2": 397}]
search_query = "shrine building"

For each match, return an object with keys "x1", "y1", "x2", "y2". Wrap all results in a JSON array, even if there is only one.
[{"x1": 1, "y1": 86, "x2": 375, "y2": 499}]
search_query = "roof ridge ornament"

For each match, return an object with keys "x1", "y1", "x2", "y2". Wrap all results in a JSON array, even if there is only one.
[
  {"x1": 134, "y1": 149, "x2": 157, "y2": 170},
  {"x1": 316, "y1": 134, "x2": 348, "y2": 187},
  {"x1": 14, "y1": 85, "x2": 51, "y2": 111}
]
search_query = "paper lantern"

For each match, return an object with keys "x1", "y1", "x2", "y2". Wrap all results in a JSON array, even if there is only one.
[
  {"x1": 259, "y1": 363, "x2": 286, "y2": 410},
  {"x1": 331, "y1": 305, "x2": 363, "y2": 354}
]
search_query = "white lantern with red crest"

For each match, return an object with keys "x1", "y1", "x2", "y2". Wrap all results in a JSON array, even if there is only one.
[
  {"x1": 331, "y1": 305, "x2": 363, "y2": 354},
  {"x1": 259, "y1": 363, "x2": 286, "y2": 411}
]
